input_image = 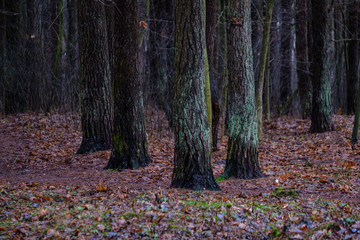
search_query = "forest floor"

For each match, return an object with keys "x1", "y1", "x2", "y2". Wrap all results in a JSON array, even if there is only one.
[{"x1": 0, "y1": 110, "x2": 360, "y2": 239}]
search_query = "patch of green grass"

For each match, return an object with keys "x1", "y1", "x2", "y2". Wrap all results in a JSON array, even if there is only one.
[{"x1": 271, "y1": 187, "x2": 299, "y2": 198}]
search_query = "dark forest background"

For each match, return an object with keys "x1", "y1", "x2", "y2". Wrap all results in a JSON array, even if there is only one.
[{"x1": 0, "y1": 0, "x2": 359, "y2": 117}]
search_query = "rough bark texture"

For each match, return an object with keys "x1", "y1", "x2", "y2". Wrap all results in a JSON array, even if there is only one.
[
  {"x1": 224, "y1": 0, "x2": 262, "y2": 179},
  {"x1": 171, "y1": 0, "x2": 219, "y2": 191},
  {"x1": 0, "y1": 0, "x2": 4, "y2": 111},
  {"x1": 296, "y1": 0, "x2": 312, "y2": 119},
  {"x1": 279, "y1": 0, "x2": 293, "y2": 108},
  {"x1": 105, "y1": 0, "x2": 151, "y2": 170},
  {"x1": 251, "y1": 0, "x2": 264, "y2": 78},
  {"x1": 346, "y1": 0, "x2": 359, "y2": 114},
  {"x1": 206, "y1": 0, "x2": 220, "y2": 151},
  {"x1": 310, "y1": 0, "x2": 333, "y2": 133},
  {"x1": 77, "y1": 0, "x2": 112, "y2": 154}
]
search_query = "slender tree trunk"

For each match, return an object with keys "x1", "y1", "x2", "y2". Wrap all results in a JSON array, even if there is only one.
[
  {"x1": 0, "y1": 0, "x2": 4, "y2": 112},
  {"x1": 105, "y1": 0, "x2": 151, "y2": 170},
  {"x1": 77, "y1": 0, "x2": 112, "y2": 154},
  {"x1": 264, "y1": 50, "x2": 271, "y2": 120},
  {"x1": 296, "y1": 0, "x2": 312, "y2": 119},
  {"x1": 3, "y1": 0, "x2": 27, "y2": 113},
  {"x1": 255, "y1": 0, "x2": 275, "y2": 140},
  {"x1": 148, "y1": 0, "x2": 174, "y2": 127},
  {"x1": 171, "y1": 0, "x2": 219, "y2": 191},
  {"x1": 279, "y1": 0, "x2": 293, "y2": 108},
  {"x1": 251, "y1": 0, "x2": 264, "y2": 78},
  {"x1": 206, "y1": 0, "x2": 220, "y2": 151},
  {"x1": 310, "y1": 0, "x2": 333, "y2": 133},
  {"x1": 346, "y1": 0, "x2": 359, "y2": 114},
  {"x1": 224, "y1": 0, "x2": 262, "y2": 179}
]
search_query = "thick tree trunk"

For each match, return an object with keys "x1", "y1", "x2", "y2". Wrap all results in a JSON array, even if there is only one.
[
  {"x1": 224, "y1": 0, "x2": 262, "y2": 179},
  {"x1": 171, "y1": 0, "x2": 219, "y2": 191},
  {"x1": 77, "y1": 0, "x2": 112, "y2": 154},
  {"x1": 105, "y1": 0, "x2": 151, "y2": 170},
  {"x1": 346, "y1": 0, "x2": 359, "y2": 114},
  {"x1": 296, "y1": 0, "x2": 312, "y2": 119},
  {"x1": 310, "y1": 0, "x2": 333, "y2": 133}
]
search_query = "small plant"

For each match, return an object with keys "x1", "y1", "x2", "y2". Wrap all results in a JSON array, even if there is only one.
[{"x1": 271, "y1": 187, "x2": 299, "y2": 197}]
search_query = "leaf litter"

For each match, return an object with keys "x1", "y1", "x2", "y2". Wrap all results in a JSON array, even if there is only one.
[{"x1": 0, "y1": 111, "x2": 360, "y2": 239}]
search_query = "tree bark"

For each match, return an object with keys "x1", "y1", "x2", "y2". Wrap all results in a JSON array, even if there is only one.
[
  {"x1": 296, "y1": 0, "x2": 312, "y2": 119},
  {"x1": 171, "y1": 0, "x2": 219, "y2": 191},
  {"x1": 77, "y1": 0, "x2": 112, "y2": 154},
  {"x1": 105, "y1": 0, "x2": 151, "y2": 170},
  {"x1": 223, "y1": 0, "x2": 262, "y2": 179},
  {"x1": 310, "y1": 0, "x2": 333, "y2": 133}
]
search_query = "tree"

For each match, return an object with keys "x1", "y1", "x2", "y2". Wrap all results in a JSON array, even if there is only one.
[
  {"x1": 346, "y1": 0, "x2": 359, "y2": 114},
  {"x1": 206, "y1": 0, "x2": 221, "y2": 152},
  {"x1": 255, "y1": 0, "x2": 275, "y2": 140},
  {"x1": 77, "y1": 0, "x2": 112, "y2": 154},
  {"x1": 296, "y1": 0, "x2": 312, "y2": 119},
  {"x1": 105, "y1": 0, "x2": 151, "y2": 170},
  {"x1": 3, "y1": 0, "x2": 27, "y2": 113},
  {"x1": 171, "y1": 0, "x2": 219, "y2": 191},
  {"x1": 223, "y1": 0, "x2": 262, "y2": 179},
  {"x1": 310, "y1": 0, "x2": 333, "y2": 133},
  {"x1": 279, "y1": 0, "x2": 294, "y2": 109}
]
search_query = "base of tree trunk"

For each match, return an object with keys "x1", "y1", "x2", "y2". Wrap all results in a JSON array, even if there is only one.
[
  {"x1": 171, "y1": 170, "x2": 220, "y2": 191},
  {"x1": 223, "y1": 143, "x2": 263, "y2": 179},
  {"x1": 104, "y1": 144, "x2": 151, "y2": 170},
  {"x1": 76, "y1": 139, "x2": 111, "y2": 154},
  {"x1": 310, "y1": 115, "x2": 333, "y2": 133}
]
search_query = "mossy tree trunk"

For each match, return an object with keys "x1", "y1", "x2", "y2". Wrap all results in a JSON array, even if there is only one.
[
  {"x1": 310, "y1": 0, "x2": 333, "y2": 133},
  {"x1": 171, "y1": 0, "x2": 219, "y2": 191},
  {"x1": 346, "y1": 0, "x2": 359, "y2": 114},
  {"x1": 296, "y1": 0, "x2": 312, "y2": 119},
  {"x1": 77, "y1": 0, "x2": 112, "y2": 154},
  {"x1": 223, "y1": 0, "x2": 262, "y2": 179},
  {"x1": 105, "y1": 0, "x2": 151, "y2": 170}
]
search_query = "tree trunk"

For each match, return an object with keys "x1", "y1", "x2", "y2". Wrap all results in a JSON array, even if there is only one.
[
  {"x1": 346, "y1": 0, "x2": 359, "y2": 114},
  {"x1": 310, "y1": 0, "x2": 333, "y2": 133},
  {"x1": 206, "y1": 0, "x2": 221, "y2": 151},
  {"x1": 3, "y1": 0, "x2": 27, "y2": 113},
  {"x1": 223, "y1": 0, "x2": 263, "y2": 179},
  {"x1": 105, "y1": 0, "x2": 151, "y2": 170},
  {"x1": 0, "y1": 0, "x2": 4, "y2": 112},
  {"x1": 251, "y1": 0, "x2": 264, "y2": 78},
  {"x1": 171, "y1": 0, "x2": 219, "y2": 191},
  {"x1": 296, "y1": 0, "x2": 312, "y2": 119},
  {"x1": 279, "y1": 0, "x2": 293, "y2": 108},
  {"x1": 148, "y1": 0, "x2": 174, "y2": 127},
  {"x1": 255, "y1": 0, "x2": 275, "y2": 140},
  {"x1": 77, "y1": 0, "x2": 112, "y2": 154}
]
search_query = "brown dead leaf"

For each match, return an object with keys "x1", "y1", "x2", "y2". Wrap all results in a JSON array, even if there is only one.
[{"x1": 96, "y1": 183, "x2": 107, "y2": 192}]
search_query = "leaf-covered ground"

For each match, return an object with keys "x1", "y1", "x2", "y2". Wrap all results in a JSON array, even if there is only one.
[{"x1": 0, "y1": 111, "x2": 360, "y2": 239}]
